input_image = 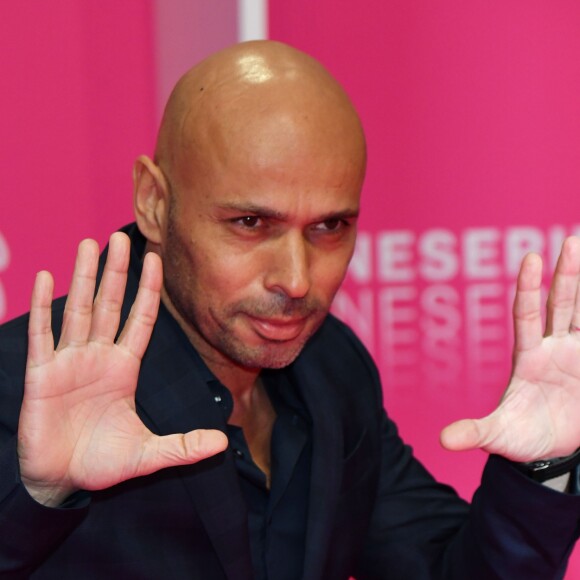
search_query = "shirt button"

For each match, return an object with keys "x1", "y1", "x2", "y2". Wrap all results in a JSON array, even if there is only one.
[{"x1": 234, "y1": 449, "x2": 244, "y2": 458}]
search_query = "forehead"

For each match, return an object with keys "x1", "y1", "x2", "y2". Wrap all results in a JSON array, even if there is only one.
[
  {"x1": 164, "y1": 57, "x2": 367, "y2": 217},
  {"x1": 177, "y1": 97, "x2": 365, "y2": 194},
  {"x1": 182, "y1": 123, "x2": 363, "y2": 221}
]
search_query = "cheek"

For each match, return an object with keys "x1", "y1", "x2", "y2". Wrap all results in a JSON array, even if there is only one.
[
  {"x1": 311, "y1": 254, "x2": 352, "y2": 298},
  {"x1": 198, "y1": 250, "x2": 265, "y2": 298}
]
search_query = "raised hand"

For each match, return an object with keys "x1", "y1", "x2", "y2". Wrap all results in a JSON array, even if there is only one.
[
  {"x1": 18, "y1": 233, "x2": 228, "y2": 507},
  {"x1": 441, "y1": 236, "x2": 580, "y2": 462}
]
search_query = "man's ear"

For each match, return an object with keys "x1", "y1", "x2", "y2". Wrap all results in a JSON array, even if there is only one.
[{"x1": 133, "y1": 155, "x2": 169, "y2": 246}]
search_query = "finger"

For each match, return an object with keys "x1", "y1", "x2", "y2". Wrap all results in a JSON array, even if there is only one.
[
  {"x1": 58, "y1": 239, "x2": 100, "y2": 349},
  {"x1": 27, "y1": 271, "x2": 56, "y2": 367},
  {"x1": 572, "y1": 288, "x2": 580, "y2": 335},
  {"x1": 88, "y1": 232, "x2": 131, "y2": 344},
  {"x1": 116, "y1": 251, "x2": 162, "y2": 359},
  {"x1": 512, "y1": 252, "x2": 543, "y2": 352},
  {"x1": 442, "y1": 413, "x2": 548, "y2": 461},
  {"x1": 567, "y1": 237, "x2": 580, "y2": 333},
  {"x1": 545, "y1": 236, "x2": 580, "y2": 337},
  {"x1": 137, "y1": 429, "x2": 228, "y2": 476}
]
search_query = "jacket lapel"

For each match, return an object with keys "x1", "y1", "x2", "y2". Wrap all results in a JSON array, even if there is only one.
[
  {"x1": 136, "y1": 306, "x2": 254, "y2": 580},
  {"x1": 289, "y1": 358, "x2": 344, "y2": 580}
]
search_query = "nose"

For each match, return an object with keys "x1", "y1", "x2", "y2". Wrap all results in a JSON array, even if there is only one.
[{"x1": 264, "y1": 231, "x2": 311, "y2": 298}]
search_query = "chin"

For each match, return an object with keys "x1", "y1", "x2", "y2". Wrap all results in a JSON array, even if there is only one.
[{"x1": 227, "y1": 338, "x2": 309, "y2": 371}]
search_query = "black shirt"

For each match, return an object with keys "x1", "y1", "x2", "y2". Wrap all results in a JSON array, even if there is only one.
[{"x1": 190, "y1": 350, "x2": 312, "y2": 580}]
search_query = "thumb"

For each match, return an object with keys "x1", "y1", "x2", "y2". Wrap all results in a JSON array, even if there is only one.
[
  {"x1": 440, "y1": 418, "x2": 487, "y2": 452},
  {"x1": 138, "y1": 429, "x2": 229, "y2": 477}
]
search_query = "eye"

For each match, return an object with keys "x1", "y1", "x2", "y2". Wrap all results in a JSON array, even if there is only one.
[
  {"x1": 313, "y1": 218, "x2": 348, "y2": 233},
  {"x1": 321, "y1": 218, "x2": 341, "y2": 231},
  {"x1": 235, "y1": 216, "x2": 261, "y2": 228}
]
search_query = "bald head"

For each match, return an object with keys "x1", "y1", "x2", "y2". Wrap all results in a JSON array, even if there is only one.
[
  {"x1": 134, "y1": 41, "x2": 367, "y2": 377},
  {"x1": 154, "y1": 40, "x2": 366, "y2": 191}
]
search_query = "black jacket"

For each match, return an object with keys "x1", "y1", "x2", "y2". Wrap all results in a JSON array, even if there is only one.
[{"x1": 0, "y1": 224, "x2": 578, "y2": 579}]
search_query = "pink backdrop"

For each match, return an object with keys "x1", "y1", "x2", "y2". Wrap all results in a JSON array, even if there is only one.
[
  {"x1": 270, "y1": 0, "x2": 580, "y2": 573},
  {"x1": 1, "y1": 1, "x2": 579, "y2": 575},
  {"x1": 0, "y1": 0, "x2": 237, "y2": 321},
  {"x1": 0, "y1": 2, "x2": 157, "y2": 319}
]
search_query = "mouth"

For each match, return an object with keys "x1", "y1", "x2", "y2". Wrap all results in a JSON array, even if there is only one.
[{"x1": 246, "y1": 315, "x2": 309, "y2": 342}]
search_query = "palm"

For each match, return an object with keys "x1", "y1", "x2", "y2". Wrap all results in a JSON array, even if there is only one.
[
  {"x1": 442, "y1": 237, "x2": 580, "y2": 461},
  {"x1": 18, "y1": 234, "x2": 227, "y2": 506},
  {"x1": 21, "y1": 341, "x2": 146, "y2": 490}
]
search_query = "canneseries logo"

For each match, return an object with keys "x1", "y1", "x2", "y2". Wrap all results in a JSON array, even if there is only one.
[
  {"x1": 332, "y1": 224, "x2": 580, "y2": 392},
  {"x1": 0, "y1": 231, "x2": 9, "y2": 322}
]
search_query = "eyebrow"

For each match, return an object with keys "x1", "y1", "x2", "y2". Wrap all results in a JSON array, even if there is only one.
[{"x1": 217, "y1": 202, "x2": 360, "y2": 222}]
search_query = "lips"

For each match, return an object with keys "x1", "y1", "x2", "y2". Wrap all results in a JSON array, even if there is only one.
[{"x1": 246, "y1": 315, "x2": 308, "y2": 342}]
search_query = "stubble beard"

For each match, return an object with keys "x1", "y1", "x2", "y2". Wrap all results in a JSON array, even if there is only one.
[
  {"x1": 168, "y1": 282, "x2": 328, "y2": 371},
  {"x1": 163, "y1": 216, "x2": 327, "y2": 371},
  {"x1": 210, "y1": 304, "x2": 328, "y2": 370}
]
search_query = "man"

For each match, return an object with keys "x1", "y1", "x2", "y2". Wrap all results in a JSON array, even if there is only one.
[{"x1": 0, "y1": 40, "x2": 579, "y2": 579}]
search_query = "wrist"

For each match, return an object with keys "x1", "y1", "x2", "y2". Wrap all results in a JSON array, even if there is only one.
[{"x1": 21, "y1": 477, "x2": 78, "y2": 508}]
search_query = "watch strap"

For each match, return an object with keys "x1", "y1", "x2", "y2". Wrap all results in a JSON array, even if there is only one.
[{"x1": 513, "y1": 448, "x2": 580, "y2": 483}]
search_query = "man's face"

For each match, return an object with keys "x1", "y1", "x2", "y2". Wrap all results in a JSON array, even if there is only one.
[{"x1": 159, "y1": 107, "x2": 365, "y2": 373}]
